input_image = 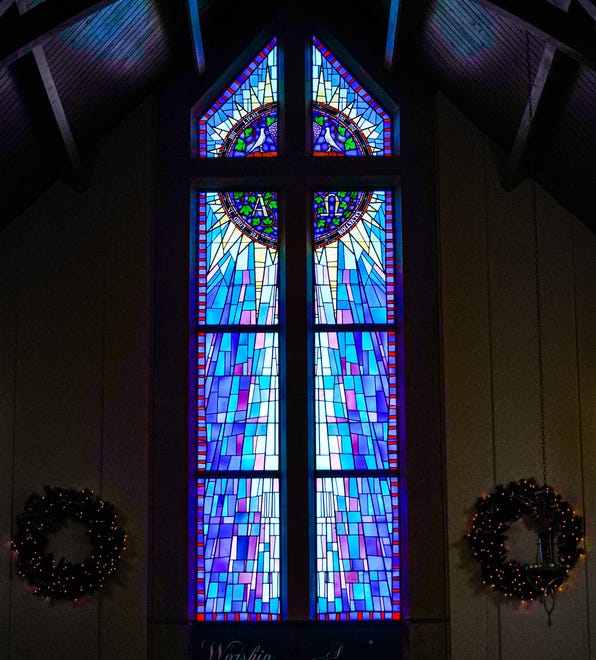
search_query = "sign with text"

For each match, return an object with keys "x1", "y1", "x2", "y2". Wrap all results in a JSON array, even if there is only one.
[{"x1": 190, "y1": 621, "x2": 403, "y2": 660}]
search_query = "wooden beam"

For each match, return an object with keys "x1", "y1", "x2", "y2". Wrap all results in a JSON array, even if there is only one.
[
  {"x1": 502, "y1": 43, "x2": 558, "y2": 190},
  {"x1": 384, "y1": 0, "x2": 401, "y2": 70},
  {"x1": 0, "y1": 0, "x2": 119, "y2": 69},
  {"x1": 546, "y1": 0, "x2": 571, "y2": 9},
  {"x1": 576, "y1": 0, "x2": 596, "y2": 22},
  {"x1": 32, "y1": 46, "x2": 87, "y2": 188},
  {"x1": 186, "y1": 0, "x2": 206, "y2": 76},
  {"x1": 472, "y1": 0, "x2": 596, "y2": 70},
  {"x1": 0, "y1": 0, "x2": 14, "y2": 18},
  {"x1": 15, "y1": 0, "x2": 86, "y2": 188}
]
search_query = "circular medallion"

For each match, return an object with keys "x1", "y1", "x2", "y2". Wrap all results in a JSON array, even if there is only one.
[
  {"x1": 220, "y1": 191, "x2": 278, "y2": 248},
  {"x1": 313, "y1": 190, "x2": 372, "y2": 247},
  {"x1": 220, "y1": 103, "x2": 277, "y2": 157},
  {"x1": 312, "y1": 101, "x2": 372, "y2": 156}
]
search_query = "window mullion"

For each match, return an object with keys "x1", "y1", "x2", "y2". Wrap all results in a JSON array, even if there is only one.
[{"x1": 280, "y1": 16, "x2": 313, "y2": 621}]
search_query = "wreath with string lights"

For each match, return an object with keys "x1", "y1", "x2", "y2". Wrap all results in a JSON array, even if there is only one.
[
  {"x1": 11, "y1": 486, "x2": 127, "y2": 601},
  {"x1": 465, "y1": 478, "x2": 584, "y2": 602}
]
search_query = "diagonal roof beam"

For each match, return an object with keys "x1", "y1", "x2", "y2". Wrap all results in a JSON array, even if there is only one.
[
  {"x1": 0, "y1": 0, "x2": 119, "y2": 69},
  {"x1": 502, "y1": 43, "x2": 558, "y2": 190},
  {"x1": 186, "y1": 0, "x2": 206, "y2": 76},
  {"x1": 576, "y1": 0, "x2": 596, "y2": 22},
  {"x1": 30, "y1": 45, "x2": 87, "y2": 188},
  {"x1": 384, "y1": 0, "x2": 401, "y2": 70},
  {"x1": 15, "y1": 0, "x2": 86, "y2": 188},
  {"x1": 473, "y1": 0, "x2": 596, "y2": 70},
  {"x1": 0, "y1": 0, "x2": 14, "y2": 18}
]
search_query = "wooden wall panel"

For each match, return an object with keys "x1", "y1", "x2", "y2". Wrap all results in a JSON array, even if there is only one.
[
  {"x1": 438, "y1": 93, "x2": 594, "y2": 659},
  {"x1": 0, "y1": 97, "x2": 153, "y2": 660},
  {"x1": 10, "y1": 176, "x2": 102, "y2": 660},
  {"x1": 573, "y1": 218, "x2": 596, "y2": 660},
  {"x1": 437, "y1": 93, "x2": 501, "y2": 660},
  {"x1": 94, "y1": 96, "x2": 152, "y2": 660},
  {"x1": 0, "y1": 222, "x2": 17, "y2": 660}
]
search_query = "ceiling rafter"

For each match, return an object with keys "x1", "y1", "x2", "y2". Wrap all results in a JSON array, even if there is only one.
[
  {"x1": 473, "y1": 0, "x2": 596, "y2": 70},
  {"x1": 186, "y1": 0, "x2": 206, "y2": 76},
  {"x1": 502, "y1": 43, "x2": 558, "y2": 190},
  {"x1": 14, "y1": 0, "x2": 87, "y2": 189},
  {"x1": 0, "y1": 0, "x2": 119, "y2": 69},
  {"x1": 0, "y1": 0, "x2": 14, "y2": 18},
  {"x1": 384, "y1": 0, "x2": 401, "y2": 70},
  {"x1": 576, "y1": 0, "x2": 596, "y2": 21}
]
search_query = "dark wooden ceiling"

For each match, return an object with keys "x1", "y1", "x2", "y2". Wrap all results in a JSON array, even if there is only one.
[{"x1": 0, "y1": 0, "x2": 594, "y2": 232}]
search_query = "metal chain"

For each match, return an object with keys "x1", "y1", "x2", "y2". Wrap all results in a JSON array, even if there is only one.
[{"x1": 526, "y1": 31, "x2": 547, "y2": 486}]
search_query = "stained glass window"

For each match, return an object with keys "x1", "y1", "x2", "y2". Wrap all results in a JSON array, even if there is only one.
[
  {"x1": 312, "y1": 37, "x2": 393, "y2": 156},
  {"x1": 192, "y1": 32, "x2": 402, "y2": 622},
  {"x1": 198, "y1": 37, "x2": 278, "y2": 158}
]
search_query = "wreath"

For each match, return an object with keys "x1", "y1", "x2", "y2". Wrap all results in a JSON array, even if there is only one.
[
  {"x1": 11, "y1": 486, "x2": 127, "y2": 601},
  {"x1": 465, "y1": 478, "x2": 584, "y2": 601}
]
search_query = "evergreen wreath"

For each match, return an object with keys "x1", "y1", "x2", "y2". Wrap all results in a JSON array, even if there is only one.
[
  {"x1": 465, "y1": 478, "x2": 584, "y2": 601},
  {"x1": 11, "y1": 486, "x2": 127, "y2": 601}
]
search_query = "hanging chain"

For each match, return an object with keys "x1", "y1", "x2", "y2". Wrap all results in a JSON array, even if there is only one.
[{"x1": 526, "y1": 31, "x2": 547, "y2": 486}]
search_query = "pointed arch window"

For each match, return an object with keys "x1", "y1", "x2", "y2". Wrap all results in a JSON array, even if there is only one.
[{"x1": 190, "y1": 27, "x2": 403, "y2": 622}]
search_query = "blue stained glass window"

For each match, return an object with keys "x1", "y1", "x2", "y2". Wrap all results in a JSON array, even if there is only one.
[
  {"x1": 198, "y1": 38, "x2": 278, "y2": 158},
  {"x1": 312, "y1": 37, "x2": 394, "y2": 157},
  {"x1": 193, "y1": 33, "x2": 402, "y2": 623}
]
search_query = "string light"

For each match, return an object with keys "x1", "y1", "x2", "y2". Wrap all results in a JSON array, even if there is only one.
[
  {"x1": 11, "y1": 486, "x2": 127, "y2": 601},
  {"x1": 465, "y1": 478, "x2": 584, "y2": 602}
]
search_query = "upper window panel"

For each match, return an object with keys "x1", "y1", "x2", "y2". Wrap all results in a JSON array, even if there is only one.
[
  {"x1": 198, "y1": 38, "x2": 278, "y2": 157},
  {"x1": 312, "y1": 37, "x2": 393, "y2": 157}
]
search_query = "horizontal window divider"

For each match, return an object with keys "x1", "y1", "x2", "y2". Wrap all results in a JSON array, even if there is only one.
[
  {"x1": 189, "y1": 157, "x2": 401, "y2": 184},
  {"x1": 314, "y1": 323, "x2": 399, "y2": 333},
  {"x1": 196, "y1": 470, "x2": 281, "y2": 480},
  {"x1": 197, "y1": 324, "x2": 280, "y2": 333},
  {"x1": 315, "y1": 469, "x2": 399, "y2": 478}
]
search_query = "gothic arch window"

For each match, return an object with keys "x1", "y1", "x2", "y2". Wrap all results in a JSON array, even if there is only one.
[{"x1": 189, "y1": 26, "x2": 403, "y2": 623}]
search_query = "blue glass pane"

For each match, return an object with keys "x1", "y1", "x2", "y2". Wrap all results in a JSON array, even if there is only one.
[
  {"x1": 312, "y1": 37, "x2": 394, "y2": 157},
  {"x1": 314, "y1": 190, "x2": 396, "y2": 324},
  {"x1": 315, "y1": 331, "x2": 398, "y2": 471},
  {"x1": 197, "y1": 332, "x2": 279, "y2": 472},
  {"x1": 197, "y1": 192, "x2": 278, "y2": 325},
  {"x1": 199, "y1": 38, "x2": 278, "y2": 158}
]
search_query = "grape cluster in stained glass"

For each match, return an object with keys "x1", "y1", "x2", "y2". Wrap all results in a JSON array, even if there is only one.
[
  {"x1": 312, "y1": 37, "x2": 392, "y2": 157},
  {"x1": 316, "y1": 477, "x2": 400, "y2": 620},
  {"x1": 198, "y1": 38, "x2": 278, "y2": 158},
  {"x1": 312, "y1": 103, "x2": 372, "y2": 157},
  {"x1": 313, "y1": 190, "x2": 371, "y2": 247},
  {"x1": 221, "y1": 191, "x2": 279, "y2": 247}
]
